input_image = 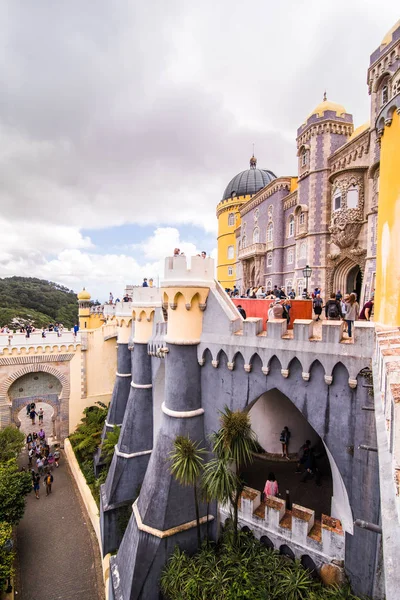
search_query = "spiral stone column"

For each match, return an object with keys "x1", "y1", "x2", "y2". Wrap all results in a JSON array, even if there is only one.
[
  {"x1": 100, "y1": 289, "x2": 159, "y2": 555},
  {"x1": 109, "y1": 255, "x2": 214, "y2": 600}
]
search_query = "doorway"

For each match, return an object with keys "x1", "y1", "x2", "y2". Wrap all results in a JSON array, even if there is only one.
[{"x1": 346, "y1": 265, "x2": 362, "y2": 299}]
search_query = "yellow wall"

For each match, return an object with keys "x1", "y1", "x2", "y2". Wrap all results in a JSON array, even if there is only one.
[
  {"x1": 375, "y1": 109, "x2": 400, "y2": 326},
  {"x1": 69, "y1": 347, "x2": 87, "y2": 432},
  {"x1": 85, "y1": 328, "x2": 117, "y2": 407},
  {"x1": 217, "y1": 195, "x2": 250, "y2": 287}
]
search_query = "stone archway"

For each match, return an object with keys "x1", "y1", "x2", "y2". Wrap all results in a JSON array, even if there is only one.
[
  {"x1": 331, "y1": 257, "x2": 363, "y2": 296},
  {"x1": 0, "y1": 363, "x2": 70, "y2": 442}
]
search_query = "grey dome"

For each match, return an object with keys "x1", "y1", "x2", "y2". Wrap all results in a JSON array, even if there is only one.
[{"x1": 222, "y1": 163, "x2": 276, "y2": 200}]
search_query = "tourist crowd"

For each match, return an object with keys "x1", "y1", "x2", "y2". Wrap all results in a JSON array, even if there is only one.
[{"x1": 24, "y1": 405, "x2": 59, "y2": 499}]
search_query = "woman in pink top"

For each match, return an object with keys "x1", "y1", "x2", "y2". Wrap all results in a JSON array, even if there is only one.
[{"x1": 263, "y1": 472, "x2": 279, "y2": 498}]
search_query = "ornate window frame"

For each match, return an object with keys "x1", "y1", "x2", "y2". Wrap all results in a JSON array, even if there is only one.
[
  {"x1": 266, "y1": 252, "x2": 272, "y2": 267},
  {"x1": 228, "y1": 213, "x2": 235, "y2": 227}
]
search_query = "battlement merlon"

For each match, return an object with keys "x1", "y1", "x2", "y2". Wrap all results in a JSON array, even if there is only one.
[{"x1": 161, "y1": 255, "x2": 216, "y2": 288}]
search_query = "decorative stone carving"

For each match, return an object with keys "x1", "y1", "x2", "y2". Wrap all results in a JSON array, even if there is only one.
[
  {"x1": 244, "y1": 363, "x2": 252, "y2": 373},
  {"x1": 227, "y1": 361, "x2": 235, "y2": 371},
  {"x1": 329, "y1": 174, "x2": 365, "y2": 249},
  {"x1": 262, "y1": 366, "x2": 270, "y2": 375},
  {"x1": 302, "y1": 372, "x2": 310, "y2": 381},
  {"x1": 324, "y1": 375, "x2": 333, "y2": 385},
  {"x1": 281, "y1": 369, "x2": 289, "y2": 378},
  {"x1": 348, "y1": 379, "x2": 358, "y2": 389},
  {"x1": 198, "y1": 358, "x2": 205, "y2": 366},
  {"x1": 211, "y1": 360, "x2": 219, "y2": 369}
]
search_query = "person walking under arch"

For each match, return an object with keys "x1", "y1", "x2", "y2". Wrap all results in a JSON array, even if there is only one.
[
  {"x1": 263, "y1": 473, "x2": 279, "y2": 500},
  {"x1": 280, "y1": 426, "x2": 291, "y2": 459}
]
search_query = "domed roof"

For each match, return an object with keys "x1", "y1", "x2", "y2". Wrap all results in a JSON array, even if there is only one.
[
  {"x1": 77, "y1": 287, "x2": 91, "y2": 300},
  {"x1": 349, "y1": 122, "x2": 370, "y2": 141},
  {"x1": 222, "y1": 156, "x2": 276, "y2": 200},
  {"x1": 381, "y1": 19, "x2": 400, "y2": 47},
  {"x1": 307, "y1": 94, "x2": 347, "y2": 120}
]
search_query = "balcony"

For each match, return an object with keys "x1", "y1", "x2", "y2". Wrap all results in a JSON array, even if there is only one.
[{"x1": 238, "y1": 243, "x2": 266, "y2": 260}]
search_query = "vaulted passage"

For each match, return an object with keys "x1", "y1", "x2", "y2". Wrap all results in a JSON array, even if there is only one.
[{"x1": 242, "y1": 389, "x2": 333, "y2": 519}]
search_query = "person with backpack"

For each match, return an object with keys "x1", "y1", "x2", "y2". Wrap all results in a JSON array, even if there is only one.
[
  {"x1": 280, "y1": 426, "x2": 291, "y2": 459},
  {"x1": 45, "y1": 472, "x2": 54, "y2": 496},
  {"x1": 313, "y1": 294, "x2": 323, "y2": 321},
  {"x1": 325, "y1": 293, "x2": 343, "y2": 320}
]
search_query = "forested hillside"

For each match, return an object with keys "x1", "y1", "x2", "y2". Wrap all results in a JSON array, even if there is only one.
[{"x1": 0, "y1": 277, "x2": 79, "y2": 329}]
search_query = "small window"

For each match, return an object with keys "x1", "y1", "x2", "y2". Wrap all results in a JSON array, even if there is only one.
[
  {"x1": 301, "y1": 150, "x2": 308, "y2": 167},
  {"x1": 286, "y1": 279, "x2": 293, "y2": 293},
  {"x1": 253, "y1": 227, "x2": 260, "y2": 244},
  {"x1": 228, "y1": 213, "x2": 235, "y2": 226},
  {"x1": 381, "y1": 85, "x2": 388, "y2": 106},
  {"x1": 227, "y1": 245, "x2": 234, "y2": 259},
  {"x1": 333, "y1": 188, "x2": 342, "y2": 211},
  {"x1": 266, "y1": 279, "x2": 272, "y2": 291},
  {"x1": 288, "y1": 215, "x2": 294, "y2": 237},
  {"x1": 228, "y1": 266, "x2": 233, "y2": 276},
  {"x1": 347, "y1": 185, "x2": 359, "y2": 209},
  {"x1": 287, "y1": 249, "x2": 294, "y2": 265},
  {"x1": 297, "y1": 279, "x2": 305, "y2": 297},
  {"x1": 267, "y1": 252, "x2": 272, "y2": 267},
  {"x1": 267, "y1": 222, "x2": 273, "y2": 243},
  {"x1": 299, "y1": 212, "x2": 305, "y2": 225},
  {"x1": 299, "y1": 242, "x2": 307, "y2": 259},
  {"x1": 242, "y1": 235, "x2": 247, "y2": 248}
]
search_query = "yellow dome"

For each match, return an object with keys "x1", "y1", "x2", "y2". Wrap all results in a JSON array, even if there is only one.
[
  {"x1": 381, "y1": 19, "x2": 400, "y2": 48},
  {"x1": 77, "y1": 287, "x2": 91, "y2": 300},
  {"x1": 349, "y1": 122, "x2": 370, "y2": 141},
  {"x1": 307, "y1": 97, "x2": 347, "y2": 120}
]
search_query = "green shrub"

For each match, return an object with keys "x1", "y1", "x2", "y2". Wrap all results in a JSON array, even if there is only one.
[{"x1": 160, "y1": 526, "x2": 366, "y2": 600}]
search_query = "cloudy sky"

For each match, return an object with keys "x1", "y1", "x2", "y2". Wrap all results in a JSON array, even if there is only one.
[{"x1": 0, "y1": 1, "x2": 398, "y2": 300}]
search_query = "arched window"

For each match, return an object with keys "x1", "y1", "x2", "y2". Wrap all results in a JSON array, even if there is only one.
[
  {"x1": 299, "y1": 242, "x2": 307, "y2": 259},
  {"x1": 286, "y1": 279, "x2": 293, "y2": 293},
  {"x1": 267, "y1": 222, "x2": 274, "y2": 243},
  {"x1": 228, "y1": 213, "x2": 235, "y2": 226},
  {"x1": 228, "y1": 266, "x2": 233, "y2": 276},
  {"x1": 288, "y1": 215, "x2": 294, "y2": 237},
  {"x1": 266, "y1": 252, "x2": 272, "y2": 267},
  {"x1": 227, "y1": 245, "x2": 234, "y2": 259},
  {"x1": 381, "y1": 84, "x2": 389, "y2": 106},
  {"x1": 287, "y1": 249, "x2": 294, "y2": 265},
  {"x1": 333, "y1": 188, "x2": 342, "y2": 211},
  {"x1": 299, "y1": 212, "x2": 305, "y2": 225},
  {"x1": 297, "y1": 279, "x2": 305, "y2": 297},
  {"x1": 300, "y1": 148, "x2": 309, "y2": 167},
  {"x1": 393, "y1": 75, "x2": 400, "y2": 96},
  {"x1": 266, "y1": 279, "x2": 272, "y2": 291},
  {"x1": 242, "y1": 235, "x2": 247, "y2": 248},
  {"x1": 253, "y1": 227, "x2": 260, "y2": 243},
  {"x1": 347, "y1": 184, "x2": 359, "y2": 209}
]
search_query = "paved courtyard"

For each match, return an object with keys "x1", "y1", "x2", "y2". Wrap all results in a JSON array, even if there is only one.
[{"x1": 15, "y1": 403, "x2": 104, "y2": 600}]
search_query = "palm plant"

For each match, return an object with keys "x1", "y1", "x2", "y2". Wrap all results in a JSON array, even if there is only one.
[
  {"x1": 169, "y1": 435, "x2": 206, "y2": 548},
  {"x1": 208, "y1": 406, "x2": 258, "y2": 543},
  {"x1": 101, "y1": 425, "x2": 120, "y2": 467}
]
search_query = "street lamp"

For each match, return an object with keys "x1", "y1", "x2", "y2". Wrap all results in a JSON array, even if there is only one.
[{"x1": 302, "y1": 265, "x2": 312, "y2": 298}]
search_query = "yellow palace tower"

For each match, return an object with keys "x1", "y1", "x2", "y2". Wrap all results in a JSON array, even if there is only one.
[{"x1": 216, "y1": 156, "x2": 276, "y2": 288}]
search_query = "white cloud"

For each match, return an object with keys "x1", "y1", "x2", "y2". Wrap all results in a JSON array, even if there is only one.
[
  {"x1": 0, "y1": 1, "x2": 398, "y2": 289},
  {"x1": 0, "y1": 225, "x2": 216, "y2": 301}
]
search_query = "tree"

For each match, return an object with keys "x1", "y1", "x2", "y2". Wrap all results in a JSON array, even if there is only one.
[
  {"x1": 0, "y1": 427, "x2": 25, "y2": 462},
  {"x1": 169, "y1": 436, "x2": 206, "y2": 549},
  {"x1": 0, "y1": 522, "x2": 14, "y2": 592},
  {"x1": 208, "y1": 406, "x2": 258, "y2": 543},
  {"x1": 0, "y1": 460, "x2": 32, "y2": 525},
  {"x1": 69, "y1": 402, "x2": 108, "y2": 463},
  {"x1": 101, "y1": 426, "x2": 120, "y2": 468}
]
